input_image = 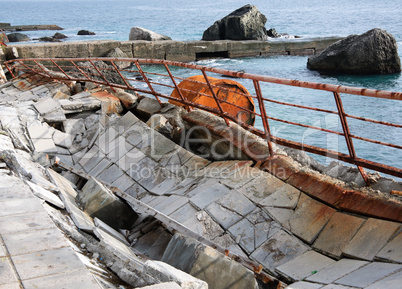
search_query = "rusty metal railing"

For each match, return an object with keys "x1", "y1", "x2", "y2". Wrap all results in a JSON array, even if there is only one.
[{"x1": 4, "y1": 57, "x2": 402, "y2": 182}]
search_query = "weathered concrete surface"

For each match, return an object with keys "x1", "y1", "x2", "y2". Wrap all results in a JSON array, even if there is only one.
[{"x1": 7, "y1": 37, "x2": 343, "y2": 63}]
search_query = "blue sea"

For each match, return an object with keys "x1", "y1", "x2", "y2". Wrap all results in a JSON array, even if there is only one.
[{"x1": 1, "y1": 0, "x2": 401, "y2": 175}]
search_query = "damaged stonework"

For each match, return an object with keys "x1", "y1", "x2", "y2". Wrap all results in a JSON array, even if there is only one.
[{"x1": 1, "y1": 74, "x2": 401, "y2": 289}]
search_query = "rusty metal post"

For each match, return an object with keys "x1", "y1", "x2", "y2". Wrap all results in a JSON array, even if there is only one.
[
  {"x1": 333, "y1": 92, "x2": 370, "y2": 184},
  {"x1": 88, "y1": 59, "x2": 116, "y2": 92},
  {"x1": 50, "y1": 59, "x2": 72, "y2": 80},
  {"x1": 134, "y1": 61, "x2": 162, "y2": 104},
  {"x1": 253, "y1": 80, "x2": 274, "y2": 157},
  {"x1": 201, "y1": 68, "x2": 230, "y2": 126},
  {"x1": 163, "y1": 63, "x2": 192, "y2": 111}
]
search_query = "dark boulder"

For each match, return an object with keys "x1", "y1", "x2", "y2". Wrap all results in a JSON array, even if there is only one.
[
  {"x1": 53, "y1": 32, "x2": 68, "y2": 39},
  {"x1": 307, "y1": 28, "x2": 401, "y2": 75},
  {"x1": 202, "y1": 4, "x2": 268, "y2": 41},
  {"x1": 7, "y1": 33, "x2": 30, "y2": 42},
  {"x1": 77, "y1": 30, "x2": 95, "y2": 36},
  {"x1": 37, "y1": 37, "x2": 61, "y2": 42},
  {"x1": 267, "y1": 28, "x2": 280, "y2": 38}
]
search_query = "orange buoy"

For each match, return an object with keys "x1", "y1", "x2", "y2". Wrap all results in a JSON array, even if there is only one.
[{"x1": 170, "y1": 75, "x2": 255, "y2": 125}]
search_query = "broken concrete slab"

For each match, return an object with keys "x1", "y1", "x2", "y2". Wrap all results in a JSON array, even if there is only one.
[
  {"x1": 205, "y1": 202, "x2": 242, "y2": 230},
  {"x1": 26, "y1": 180, "x2": 65, "y2": 209},
  {"x1": 365, "y1": 270, "x2": 402, "y2": 289},
  {"x1": 33, "y1": 97, "x2": 61, "y2": 115},
  {"x1": 260, "y1": 183, "x2": 301, "y2": 209},
  {"x1": 63, "y1": 118, "x2": 86, "y2": 136},
  {"x1": 237, "y1": 173, "x2": 285, "y2": 203},
  {"x1": 306, "y1": 258, "x2": 369, "y2": 284},
  {"x1": 31, "y1": 138, "x2": 58, "y2": 154},
  {"x1": 27, "y1": 125, "x2": 53, "y2": 139},
  {"x1": 144, "y1": 260, "x2": 208, "y2": 289},
  {"x1": 190, "y1": 246, "x2": 259, "y2": 289},
  {"x1": 189, "y1": 182, "x2": 231, "y2": 210},
  {"x1": 227, "y1": 218, "x2": 256, "y2": 253},
  {"x1": 52, "y1": 129, "x2": 73, "y2": 149},
  {"x1": 342, "y1": 218, "x2": 400, "y2": 261},
  {"x1": 94, "y1": 217, "x2": 129, "y2": 246},
  {"x1": 136, "y1": 97, "x2": 163, "y2": 118},
  {"x1": 217, "y1": 190, "x2": 256, "y2": 217},
  {"x1": 275, "y1": 250, "x2": 336, "y2": 282},
  {"x1": 286, "y1": 282, "x2": 324, "y2": 289},
  {"x1": 78, "y1": 176, "x2": 138, "y2": 230},
  {"x1": 136, "y1": 282, "x2": 182, "y2": 289},
  {"x1": 313, "y1": 212, "x2": 366, "y2": 258}
]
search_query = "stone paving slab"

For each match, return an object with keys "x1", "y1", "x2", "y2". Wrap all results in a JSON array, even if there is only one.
[
  {"x1": 260, "y1": 183, "x2": 301, "y2": 209},
  {"x1": 2, "y1": 228, "x2": 69, "y2": 256},
  {"x1": 0, "y1": 211, "x2": 56, "y2": 235},
  {"x1": 217, "y1": 190, "x2": 256, "y2": 217},
  {"x1": 22, "y1": 269, "x2": 100, "y2": 289},
  {"x1": 0, "y1": 197, "x2": 44, "y2": 217},
  {"x1": 12, "y1": 247, "x2": 86, "y2": 280},
  {"x1": 110, "y1": 172, "x2": 137, "y2": 192},
  {"x1": 0, "y1": 282, "x2": 21, "y2": 289},
  {"x1": 312, "y1": 212, "x2": 366, "y2": 258},
  {"x1": 152, "y1": 195, "x2": 189, "y2": 216},
  {"x1": 289, "y1": 193, "x2": 336, "y2": 244},
  {"x1": 335, "y1": 262, "x2": 402, "y2": 288},
  {"x1": 237, "y1": 173, "x2": 285, "y2": 203},
  {"x1": 365, "y1": 269, "x2": 402, "y2": 289},
  {"x1": 306, "y1": 259, "x2": 369, "y2": 284},
  {"x1": 97, "y1": 164, "x2": 125, "y2": 185},
  {"x1": 342, "y1": 218, "x2": 400, "y2": 261},
  {"x1": 227, "y1": 218, "x2": 255, "y2": 253},
  {"x1": 0, "y1": 256, "x2": 17, "y2": 286},
  {"x1": 250, "y1": 229, "x2": 310, "y2": 274},
  {"x1": 189, "y1": 182, "x2": 231, "y2": 210},
  {"x1": 376, "y1": 231, "x2": 402, "y2": 263},
  {"x1": 276, "y1": 250, "x2": 336, "y2": 282}
]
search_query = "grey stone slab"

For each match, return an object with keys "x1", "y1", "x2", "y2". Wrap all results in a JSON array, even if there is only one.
[
  {"x1": 335, "y1": 262, "x2": 402, "y2": 288},
  {"x1": 126, "y1": 182, "x2": 148, "y2": 199},
  {"x1": 217, "y1": 190, "x2": 256, "y2": 217},
  {"x1": 22, "y1": 269, "x2": 100, "y2": 289},
  {"x1": 26, "y1": 180, "x2": 65, "y2": 209},
  {"x1": 146, "y1": 134, "x2": 178, "y2": 162},
  {"x1": 264, "y1": 206, "x2": 293, "y2": 230},
  {"x1": 52, "y1": 129, "x2": 73, "y2": 148},
  {"x1": 63, "y1": 118, "x2": 85, "y2": 136},
  {"x1": 96, "y1": 164, "x2": 125, "y2": 185},
  {"x1": 286, "y1": 282, "x2": 324, "y2": 289},
  {"x1": 306, "y1": 259, "x2": 369, "y2": 284},
  {"x1": 87, "y1": 158, "x2": 112, "y2": 177},
  {"x1": 189, "y1": 182, "x2": 231, "y2": 210},
  {"x1": 0, "y1": 198, "x2": 43, "y2": 217},
  {"x1": 365, "y1": 270, "x2": 402, "y2": 289},
  {"x1": 12, "y1": 247, "x2": 85, "y2": 280},
  {"x1": 206, "y1": 202, "x2": 242, "y2": 230},
  {"x1": 343, "y1": 218, "x2": 400, "y2": 261},
  {"x1": 0, "y1": 175, "x2": 33, "y2": 200},
  {"x1": 313, "y1": 212, "x2": 366, "y2": 258},
  {"x1": 276, "y1": 251, "x2": 336, "y2": 282},
  {"x1": 27, "y1": 125, "x2": 52, "y2": 139},
  {"x1": 110, "y1": 173, "x2": 136, "y2": 192},
  {"x1": 94, "y1": 228, "x2": 140, "y2": 263},
  {"x1": 181, "y1": 155, "x2": 211, "y2": 177},
  {"x1": 169, "y1": 203, "x2": 198, "y2": 223},
  {"x1": 127, "y1": 156, "x2": 158, "y2": 181},
  {"x1": 219, "y1": 166, "x2": 257, "y2": 189},
  {"x1": 33, "y1": 97, "x2": 60, "y2": 115},
  {"x1": 150, "y1": 177, "x2": 182, "y2": 196},
  {"x1": 250, "y1": 229, "x2": 310, "y2": 273},
  {"x1": 118, "y1": 146, "x2": 147, "y2": 172},
  {"x1": 320, "y1": 286, "x2": 357, "y2": 289},
  {"x1": 159, "y1": 147, "x2": 193, "y2": 173},
  {"x1": 153, "y1": 195, "x2": 189, "y2": 216},
  {"x1": 97, "y1": 126, "x2": 119, "y2": 155},
  {"x1": 377, "y1": 231, "x2": 402, "y2": 263},
  {"x1": 137, "y1": 166, "x2": 172, "y2": 191},
  {"x1": 0, "y1": 282, "x2": 21, "y2": 289},
  {"x1": 2, "y1": 228, "x2": 69, "y2": 256},
  {"x1": 238, "y1": 174, "x2": 285, "y2": 203},
  {"x1": 168, "y1": 177, "x2": 206, "y2": 196},
  {"x1": 123, "y1": 122, "x2": 151, "y2": 147},
  {"x1": 94, "y1": 218, "x2": 129, "y2": 246},
  {"x1": 228, "y1": 218, "x2": 255, "y2": 253},
  {"x1": 0, "y1": 257, "x2": 18, "y2": 285},
  {"x1": 31, "y1": 138, "x2": 58, "y2": 154},
  {"x1": 289, "y1": 193, "x2": 336, "y2": 244},
  {"x1": 260, "y1": 183, "x2": 301, "y2": 209},
  {"x1": 78, "y1": 145, "x2": 101, "y2": 167}
]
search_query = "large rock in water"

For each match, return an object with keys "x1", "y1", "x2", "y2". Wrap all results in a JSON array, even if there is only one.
[
  {"x1": 7, "y1": 33, "x2": 30, "y2": 42},
  {"x1": 307, "y1": 28, "x2": 401, "y2": 75},
  {"x1": 129, "y1": 27, "x2": 171, "y2": 41},
  {"x1": 202, "y1": 4, "x2": 268, "y2": 41}
]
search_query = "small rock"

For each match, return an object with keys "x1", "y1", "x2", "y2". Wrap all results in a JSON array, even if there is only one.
[
  {"x1": 37, "y1": 36, "x2": 61, "y2": 43},
  {"x1": 7, "y1": 33, "x2": 30, "y2": 42},
  {"x1": 267, "y1": 28, "x2": 280, "y2": 38},
  {"x1": 53, "y1": 32, "x2": 68, "y2": 39},
  {"x1": 77, "y1": 30, "x2": 96, "y2": 36},
  {"x1": 114, "y1": 90, "x2": 139, "y2": 109}
]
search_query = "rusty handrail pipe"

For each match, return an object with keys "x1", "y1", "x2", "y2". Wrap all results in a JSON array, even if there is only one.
[{"x1": 5, "y1": 57, "x2": 402, "y2": 180}]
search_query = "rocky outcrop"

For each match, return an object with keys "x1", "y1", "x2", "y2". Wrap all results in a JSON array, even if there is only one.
[
  {"x1": 77, "y1": 30, "x2": 95, "y2": 35},
  {"x1": 7, "y1": 32, "x2": 30, "y2": 42},
  {"x1": 53, "y1": 32, "x2": 68, "y2": 39},
  {"x1": 129, "y1": 27, "x2": 172, "y2": 41},
  {"x1": 202, "y1": 5, "x2": 268, "y2": 41},
  {"x1": 307, "y1": 28, "x2": 401, "y2": 75},
  {"x1": 101, "y1": 47, "x2": 130, "y2": 69}
]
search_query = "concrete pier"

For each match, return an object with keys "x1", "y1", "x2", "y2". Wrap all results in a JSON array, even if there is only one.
[{"x1": 7, "y1": 37, "x2": 342, "y2": 62}]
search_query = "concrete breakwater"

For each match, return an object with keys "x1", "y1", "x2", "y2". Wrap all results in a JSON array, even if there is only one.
[{"x1": 7, "y1": 37, "x2": 343, "y2": 62}]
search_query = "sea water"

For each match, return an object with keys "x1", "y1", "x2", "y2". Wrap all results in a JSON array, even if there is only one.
[{"x1": 1, "y1": 0, "x2": 401, "y2": 172}]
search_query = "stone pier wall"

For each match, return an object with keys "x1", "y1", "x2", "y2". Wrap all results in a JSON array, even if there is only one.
[{"x1": 7, "y1": 37, "x2": 342, "y2": 62}]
